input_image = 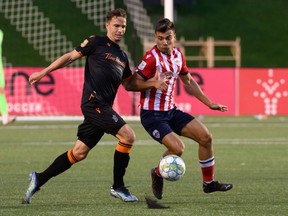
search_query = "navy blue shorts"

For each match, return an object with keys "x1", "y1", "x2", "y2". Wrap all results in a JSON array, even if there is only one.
[
  {"x1": 77, "y1": 98, "x2": 126, "y2": 149},
  {"x1": 140, "y1": 107, "x2": 194, "y2": 143}
]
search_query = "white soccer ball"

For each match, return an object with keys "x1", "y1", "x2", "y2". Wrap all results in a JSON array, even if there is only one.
[{"x1": 159, "y1": 155, "x2": 186, "y2": 181}]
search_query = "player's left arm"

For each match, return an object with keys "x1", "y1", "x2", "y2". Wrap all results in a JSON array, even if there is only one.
[
  {"x1": 123, "y1": 72, "x2": 168, "y2": 92},
  {"x1": 29, "y1": 50, "x2": 81, "y2": 85},
  {"x1": 180, "y1": 73, "x2": 228, "y2": 112}
]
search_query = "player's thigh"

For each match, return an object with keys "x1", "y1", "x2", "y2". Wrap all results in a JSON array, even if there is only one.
[
  {"x1": 81, "y1": 99, "x2": 126, "y2": 136},
  {"x1": 77, "y1": 120, "x2": 105, "y2": 148},
  {"x1": 181, "y1": 118, "x2": 211, "y2": 143},
  {"x1": 140, "y1": 110, "x2": 173, "y2": 143}
]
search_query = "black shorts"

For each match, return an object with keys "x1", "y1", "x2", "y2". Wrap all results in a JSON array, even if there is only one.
[
  {"x1": 77, "y1": 98, "x2": 126, "y2": 149},
  {"x1": 140, "y1": 107, "x2": 194, "y2": 143}
]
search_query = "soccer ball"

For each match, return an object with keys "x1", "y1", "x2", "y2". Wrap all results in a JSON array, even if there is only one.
[{"x1": 159, "y1": 155, "x2": 186, "y2": 181}]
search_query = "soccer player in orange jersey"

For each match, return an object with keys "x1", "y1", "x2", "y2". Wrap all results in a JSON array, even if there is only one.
[{"x1": 23, "y1": 8, "x2": 138, "y2": 204}]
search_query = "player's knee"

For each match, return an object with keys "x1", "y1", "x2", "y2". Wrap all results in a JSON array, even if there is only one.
[
  {"x1": 199, "y1": 132, "x2": 213, "y2": 147},
  {"x1": 73, "y1": 148, "x2": 90, "y2": 162},
  {"x1": 118, "y1": 125, "x2": 136, "y2": 145},
  {"x1": 122, "y1": 132, "x2": 136, "y2": 145},
  {"x1": 172, "y1": 147, "x2": 185, "y2": 156},
  {"x1": 71, "y1": 151, "x2": 87, "y2": 162},
  {"x1": 170, "y1": 143, "x2": 185, "y2": 156},
  {"x1": 76, "y1": 152, "x2": 88, "y2": 161},
  {"x1": 67, "y1": 148, "x2": 88, "y2": 164}
]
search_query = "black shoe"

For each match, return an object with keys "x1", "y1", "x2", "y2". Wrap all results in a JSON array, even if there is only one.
[
  {"x1": 151, "y1": 168, "x2": 163, "y2": 199},
  {"x1": 203, "y1": 181, "x2": 233, "y2": 193}
]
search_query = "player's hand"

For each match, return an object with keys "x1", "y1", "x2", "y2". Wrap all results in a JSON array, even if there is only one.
[
  {"x1": 210, "y1": 103, "x2": 228, "y2": 112},
  {"x1": 153, "y1": 80, "x2": 168, "y2": 91},
  {"x1": 151, "y1": 70, "x2": 172, "y2": 82},
  {"x1": 29, "y1": 72, "x2": 46, "y2": 85},
  {"x1": 158, "y1": 71, "x2": 173, "y2": 81},
  {"x1": 151, "y1": 70, "x2": 173, "y2": 91}
]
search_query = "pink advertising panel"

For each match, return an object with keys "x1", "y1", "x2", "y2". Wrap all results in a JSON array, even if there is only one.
[
  {"x1": 239, "y1": 68, "x2": 288, "y2": 115},
  {"x1": 5, "y1": 67, "x2": 83, "y2": 115},
  {"x1": 4, "y1": 67, "x2": 235, "y2": 116},
  {"x1": 6, "y1": 67, "x2": 287, "y2": 116},
  {"x1": 174, "y1": 68, "x2": 235, "y2": 115},
  {"x1": 123, "y1": 68, "x2": 236, "y2": 116},
  {"x1": 4, "y1": 67, "x2": 135, "y2": 116}
]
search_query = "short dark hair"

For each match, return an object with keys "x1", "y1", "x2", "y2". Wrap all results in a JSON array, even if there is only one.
[
  {"x1": 106, "y1": 8, "x2": 126, "y2": 22},
  {"x1": 155, "y1": 18, "x2": 175, "y2": 33}
]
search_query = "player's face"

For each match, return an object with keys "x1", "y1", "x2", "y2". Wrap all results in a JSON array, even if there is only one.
[
  {"x1": 106, "y1": 16, "x2": 126, "y2": 44},
  {"x1": 155, "y1": 30, "x2": 175, "y2": 55}
]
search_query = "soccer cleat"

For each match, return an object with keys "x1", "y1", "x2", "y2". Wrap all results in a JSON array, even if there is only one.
[
  {"x1": 22, "y1": 172, "x2": 40, "y2": 204},
  {"x1": 203, "y1": 181, "x2": 233, "y2": 193},
  {"x1": 151, "y1": 168, "x2": 163, "y2": 199},
  {"x1": 110, "y1": 186, "x2": 138, "y2": 202}
]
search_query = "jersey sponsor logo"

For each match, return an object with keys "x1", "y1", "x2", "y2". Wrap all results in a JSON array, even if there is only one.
[
  {"x1": 138, "y1": 60, "x2": 147, "y2": 70},
  {"x1": 152, "y1": 129, "x2": 160, "y2": 139},
  {"x1": 80, "y1": 39, "x2": 88, "y2": 47},
  {"x1": 105, "y1": 53, "x2": 126, "y2": 69}
]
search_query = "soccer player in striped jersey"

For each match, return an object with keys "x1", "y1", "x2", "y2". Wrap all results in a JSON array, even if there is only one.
[{"x1": 127, "y1": 18, "x2": 233, "y2": 199}]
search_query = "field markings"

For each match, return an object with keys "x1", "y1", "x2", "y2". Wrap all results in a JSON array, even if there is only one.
[
  {"x1": 0, "y1": 125, "x2": 78, "y2": 130},
  {"x1": 3, "y1": 137, "x2": 288, "y2": 146},
  {"x1": 213, "y1": 138, "x2": 288, "y2": 145},
  {"x1": 1, "y1": 122, "x2": 287, "y2": 145},
  {"x1": 1, "y1": 122, "x2": 288, "y2": 130}
]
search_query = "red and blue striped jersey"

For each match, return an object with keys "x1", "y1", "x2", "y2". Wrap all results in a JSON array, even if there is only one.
[{"x1": 136, "y1": 45, "x2": 188, "y2": 111}]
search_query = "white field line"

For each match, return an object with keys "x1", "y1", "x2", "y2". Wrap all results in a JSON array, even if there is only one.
[
  {"x1": 1, "y1": 122, "x2": 288, "y2": 130},
  {"x1": 1, "y1": 122, "x2": 287, "y2": 145},
  {"x1": 213, "y1": 138, "x2": 288, "y2": 145},
  {"x1": 4, "y1": 137, "x2": 288, "y2": 146},
  {"x1": 9, "y1": 116, "x2": 140, "y2": 121}
]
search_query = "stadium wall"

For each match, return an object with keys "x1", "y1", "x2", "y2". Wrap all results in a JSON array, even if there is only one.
[{"x1": 4, "y1": 67, "x2": 288, "y2": 117}]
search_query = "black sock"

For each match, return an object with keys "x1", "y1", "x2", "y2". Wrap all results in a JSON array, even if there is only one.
[
  {"x1": 37, "y1": 151, "x2": 72, "y2": 187},
  {"x1": 113, "y1": 150, "x2": 130, "y2": 189}
]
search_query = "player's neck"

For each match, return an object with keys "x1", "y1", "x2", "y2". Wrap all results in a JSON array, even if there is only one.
[
  {"x1": 107, "y1": 35, "x2": 121, "y2": 45},
  {"x1": 156, "y1": 46, "x2": 172, "y2": 56}
]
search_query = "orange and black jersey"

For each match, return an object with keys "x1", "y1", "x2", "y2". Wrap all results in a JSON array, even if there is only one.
[{"x1": 75, "y1": 35, "x2": 132, "y2": 106}]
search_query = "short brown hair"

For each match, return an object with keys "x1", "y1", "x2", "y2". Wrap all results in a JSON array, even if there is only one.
[
  {"x1": 155, "y1": 18, "x2": 175, "y2": 33},
  {"x1": 106, "y1": 8, "x2": 127, "y2": 22}
]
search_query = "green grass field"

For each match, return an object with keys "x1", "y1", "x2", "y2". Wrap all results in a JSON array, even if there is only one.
[{"x1": 0, "y1": 116, "x2": 287, "y2": 216}]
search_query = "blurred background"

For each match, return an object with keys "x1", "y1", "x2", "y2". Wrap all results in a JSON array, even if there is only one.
[
  {"x1": 1, "y1": 2, "x2": 287, "y2": 214},
  {"x1": 1, "y1": 0, "x2": 287, "y2": 67},
  {"x1": 0, "y1": 0, "x2": 288, "y2": 118}
]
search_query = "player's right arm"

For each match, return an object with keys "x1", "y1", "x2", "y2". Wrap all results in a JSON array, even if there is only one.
[{"x1": 29, "y1": 49, "x2": 81, "y2": 85}]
